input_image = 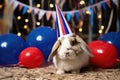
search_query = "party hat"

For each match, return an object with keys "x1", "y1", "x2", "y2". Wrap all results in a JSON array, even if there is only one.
[{"x1": 55, "y1": 4, "x2": 75, "y2": 40}]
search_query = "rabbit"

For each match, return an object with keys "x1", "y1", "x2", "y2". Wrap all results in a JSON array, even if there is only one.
[{"x1": 48, "y1": 35, "x2": 93, "y2": 74}]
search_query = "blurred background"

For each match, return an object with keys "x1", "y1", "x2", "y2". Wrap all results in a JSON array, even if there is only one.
[{"x1": 0, "y1": 0, "x2": 119, "y2": 42}]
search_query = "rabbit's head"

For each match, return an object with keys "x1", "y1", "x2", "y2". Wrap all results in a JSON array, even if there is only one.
[
  {"x1": 48, "y1": 35, "x2": 93, "y2": 61},
  {"x1": 57, "y1": 36, "x2": 83, "y2": 60}
]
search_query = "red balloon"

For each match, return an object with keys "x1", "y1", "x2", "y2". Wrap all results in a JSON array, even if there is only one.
[
  {"x1": 88, "y1": 40, "x2": 118, "y2": 68},
  {"x1": 18, "y1": 47, "x2": 44, "y2": 68}
]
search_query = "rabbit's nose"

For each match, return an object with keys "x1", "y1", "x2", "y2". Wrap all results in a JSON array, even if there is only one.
[{"x1": 66, "y1": 52, "x2": 70, "y2": 57}]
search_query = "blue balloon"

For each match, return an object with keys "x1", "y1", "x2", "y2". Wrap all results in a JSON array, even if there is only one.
[
  {"x1": 26, "y1": 27, "x2": 57, "y2": 61},
  {"x1": 0, "y1": 33, "x2": 26, "y2": 65},
  {"x1": 99, "y1": 32, "x2": 120, "y2": 59}
]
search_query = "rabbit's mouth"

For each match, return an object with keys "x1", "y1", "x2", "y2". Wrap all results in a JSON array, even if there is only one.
[{"x1": 60, "y1": 48, "x2": 80, "y2": 60}]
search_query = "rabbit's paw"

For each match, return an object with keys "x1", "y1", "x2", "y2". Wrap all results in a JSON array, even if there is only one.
[
  {"x1": 56, "y1": 69, "x2": 65, "y2": 74},
  {"x1": 71, "y1": 69, "x2": 80, "y2": 74}
]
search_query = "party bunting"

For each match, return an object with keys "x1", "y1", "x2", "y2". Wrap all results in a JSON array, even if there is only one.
[
  {"x1": 9, "y1": 0, "x2": 118, "y2": 22},
  {"x1": 18, "y1": 4, "x2": 23, "y2": 11},
  {"x1": 101, "y1": 2, "x2": 107, "y2": 10},
  {"x1": 22, "y1": 6, "x2": 28, "y2": 15},
  {"x1": 113, "y1": 0, "x2": 118, "y2": 6},
  {"x1": 13, "y1": 1, "x2": 18, "y2": 10},
  {"x1": 66, "y1": 12, "x2": 72, "y2": 22},
  {"x1": 46, "y1": 11, "x2": 52, "y2": 21},
  {"x1": 106, "y1": 0, "x2": 111, "y2": 8},
  {"x1": 38, "y1": 10, "x2": 45, "y2": 20},
  {"x1": 34, "y1": 8, "x2": 39, "y2": 14}
]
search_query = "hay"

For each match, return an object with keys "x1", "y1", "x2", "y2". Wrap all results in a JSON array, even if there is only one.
[{"x1": 0, "y1": 63, "x2": 120, "y2": 80}]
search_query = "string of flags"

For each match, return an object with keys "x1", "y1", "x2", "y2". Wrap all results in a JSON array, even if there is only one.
[{"x1": 10, "y1": 0, "x2": 118, "y2": 22}]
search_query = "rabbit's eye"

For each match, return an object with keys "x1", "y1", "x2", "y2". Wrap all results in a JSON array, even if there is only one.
[{"x1": 71, "y1": 39, "x2": 77, "y2": 46}]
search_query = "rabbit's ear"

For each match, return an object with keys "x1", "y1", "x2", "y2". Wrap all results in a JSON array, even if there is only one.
[
  {"x1": 75, "y1": 35, "x2": 94, "y2": 57},
  {"x1": 48, "y1": 40, "x2": 61, "y2": 61}
]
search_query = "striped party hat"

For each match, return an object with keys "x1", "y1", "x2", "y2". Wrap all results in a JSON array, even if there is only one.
[{"x1": 55, "y1": 4, "x2": 75, "y2": 40}]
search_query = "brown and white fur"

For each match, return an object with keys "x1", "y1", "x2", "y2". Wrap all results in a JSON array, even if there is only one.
[{"x1": 48, "y1": 35, "x2": 93, "y2": 74}]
